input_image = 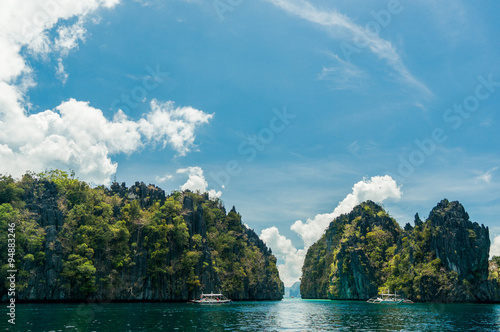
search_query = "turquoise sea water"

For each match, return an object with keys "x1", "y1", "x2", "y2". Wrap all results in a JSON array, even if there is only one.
[{"x1": 1, "y1": 299, "x2": 500, "y2": 331}]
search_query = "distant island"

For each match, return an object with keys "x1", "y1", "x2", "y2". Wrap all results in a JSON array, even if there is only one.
[
  {"x1": 0, "y1": 171, "x2": 284, "y2": 302},
  {"x1": 289, "y1": 281, "x2": 301, "y2": 298},
  {"x1": 301, "y1": 199, "x2": 500, "y2": 302}
]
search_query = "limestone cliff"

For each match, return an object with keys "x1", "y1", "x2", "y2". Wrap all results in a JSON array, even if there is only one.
[
  {"x1": 0, "y1": 172, "x2": 284, "y2": 302},
  {"x1": 301, "y1": 199, "x2": 498, "y2": 302},
  {"x1": 301, "y1": 201, "x2": 401, "y2": 300}
]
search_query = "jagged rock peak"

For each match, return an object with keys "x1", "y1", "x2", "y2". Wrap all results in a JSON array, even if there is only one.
[
  {"x1": 414, "y1": 213, "x2": 423, "y2": 226},
  {"x1": 108, "y1": 181, "x2": 166, "y2": 209},
  {"x1": 429, "y1": 199, "x2": 469, "y2": 221},
  {"x1": 301, "y1": 198, "x2": 497, "y2": 303},
  {"x1": 183, "y1": 195, "x2": 194, "y2": 210},
  {"x1": 245, "y1": 228, "x2": 272, "y2": 256},
  {"x1": 301, "y1": 200, "x2": 402, "y2": 301},
  {"x1": 346, "y1": 201, "x2": 398, "y2": 229},
  {"x1": 354, "y1": 200, "x2": 383, "y2": 212}
]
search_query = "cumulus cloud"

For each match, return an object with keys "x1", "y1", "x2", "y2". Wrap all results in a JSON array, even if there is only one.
[
  {"x1": 138, "y1": 100, "x2": 213, "y2": 156},
  {"x1": 260, "y1": 175, "x2": 402, "y2": 286},
  {"x1": 490, "y1": 235, "x2": 500, "y2": 259},
  {"x1": 54, "y1": 18, "x2": 87, "y2": 56},
  {"x1": 0, "y1": 97, "x2": 212, "y2": 185},
  {"x1": 0, "y1": 1, "x2": 213, "y2": 185},
  {"x1": 260, "y1": 226, "x2": 295, "y2": 261},
  {"x1": 0, "y1": 98, "x2": 140, "y2": 184},
  {"x1": 292, "y1": 175, "x2": 402, "y2": 248},
  {"x1": 0, "y1": 0, "x2": 119, "y2": 82},
  {"x1": 260, "y1": 227, "x2": 305, "y2": 286},
  {"x1": 155, "y1": 174, "x2": 173, "y2": 183},
  {"x1": 177, "y1": 166, "x2": 222, "y2": 200}
]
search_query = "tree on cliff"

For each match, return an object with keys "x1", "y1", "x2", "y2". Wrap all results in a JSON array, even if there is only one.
[
  {"x1": 301, "y1": 199, "x2": 497, "y2": 303},
  {"x1": 0, "y1": 170, "x2": 284, "y2": 302}
]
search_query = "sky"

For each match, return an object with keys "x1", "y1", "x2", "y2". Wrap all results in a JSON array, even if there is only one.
[{"x1": 1, "y1": 0, "x2": 499, "y2": 286}]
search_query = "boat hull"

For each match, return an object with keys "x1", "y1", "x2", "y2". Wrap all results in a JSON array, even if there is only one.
[
  {"x1": 190, "y1": 293, "x2": 232, "y2": 304},
  {"x1": 190, "y1": 300, "x2": 231, "y2": 304}
]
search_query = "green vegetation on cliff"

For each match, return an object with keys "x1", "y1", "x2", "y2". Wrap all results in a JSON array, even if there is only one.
[
  {"x1": 301, "y1": 200, "x2": 496, "y2": 303},
  {"x1": 0, "y1": 171, "x2": 284, "y2": 301},
  {"x1": 301, "y1": 201, "x2": 401, "y2": 300}
]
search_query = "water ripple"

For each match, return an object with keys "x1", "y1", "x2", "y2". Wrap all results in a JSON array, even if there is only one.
[{"x1": 2, "y1": 299, "x2": 500, "y2": 331}]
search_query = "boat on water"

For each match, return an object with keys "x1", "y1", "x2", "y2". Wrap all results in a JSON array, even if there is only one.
[
  {"x1": 367, "y1": 289, "x2": 413, "y2": 304},
  {"x1": 190, "y1": 292, "x2": 231, "y2": 304}
]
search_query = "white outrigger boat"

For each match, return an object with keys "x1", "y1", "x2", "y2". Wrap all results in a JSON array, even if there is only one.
[
  {"x1": 367, "y1": 289, "x2": 413, "y2": 304},
  {"x1": 190, "y1": 292, "x2": 231, "y2": 304}
]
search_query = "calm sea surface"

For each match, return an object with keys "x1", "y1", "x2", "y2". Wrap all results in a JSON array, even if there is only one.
[{"x1": 1, "y1": 299, "x2": 500, "y2": 331}]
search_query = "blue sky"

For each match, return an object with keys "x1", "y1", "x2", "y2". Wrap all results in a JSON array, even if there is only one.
[{"x1": 1, "y1": 0, "x2": 499, "y2": 285}]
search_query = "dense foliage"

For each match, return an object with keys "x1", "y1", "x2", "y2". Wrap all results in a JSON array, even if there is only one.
[
  {"x1": 301, "y1": 201, "x2": 401, "y2": 299},
  {"x1": 301, "y1": 200, "x2": 496, "y2": 302},
  {"x1": 489, "y1": 256, "x2": 500, "y2": 282},
  {"x1": 384, "y1": 217, "x2": 454, "y2": 301},
  {"x1": 0, "y1": 171, "x2": 283, "y2": 301}
]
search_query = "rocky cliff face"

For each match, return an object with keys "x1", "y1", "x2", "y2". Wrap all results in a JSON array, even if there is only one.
[
  {"x1": 301, "y1": 199, "x2": 498, "y2": 302},
  {"x1": 0, "y1": 173, "x2": 284, "y2": 302},
  {"x1": 428, "y1": 200, "x2": 490, "y2": 282},
  {"x1": 301, "y1": 201, "x2": 401, "y2": 300},
  {"x1": 399, "y1": 199, "x2": 492, "y2": 302}
]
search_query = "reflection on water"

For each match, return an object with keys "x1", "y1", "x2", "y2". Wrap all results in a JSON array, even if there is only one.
[{"x1": 1, "y1": 299, "x2": 500, "y2": 331}]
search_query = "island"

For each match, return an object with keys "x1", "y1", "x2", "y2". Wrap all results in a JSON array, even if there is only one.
[
  {"x1": 0, "y1": 171, "x2": 284, "y2": 302},
  {"x1": 301, "y1": 199, "x2": 500, "y2": 302}
]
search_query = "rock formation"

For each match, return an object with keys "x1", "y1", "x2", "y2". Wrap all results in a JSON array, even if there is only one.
[
  {"x1": 0, "y1": 173, "x2": 284, "y2": 302},
  {"x1": 301, "y1": 199, "x2": 499, "y2": 302}
]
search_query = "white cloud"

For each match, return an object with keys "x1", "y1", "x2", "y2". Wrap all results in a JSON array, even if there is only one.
[
  {"x1": 0, "y1": 1, "x2": 213, "y2": 185},
  {"x1": 490, "y1": 235, "x2": 500, "y2": 259},
  {"x1": 54, "y1": 18, "x2": 87, "y2": 56},
  {"x1": 260, "y1": 227, "x2": 305, "y2": 287},
  {"x1": 0, "y1": 98, "x2": 139, "y2": 184},
  {"x1": 0, "y1": 0, "x2": 121, "y2": 183},
  {"x1": 260, "y1": 175, "x2": 402, "y2": 287},
  {"x1": 0, "y1": 0, "x2": 119, "y2": 82},
  {"x1": 475, "y1": 167, "x2": 498, "y2": 184},
  {"x1": 292, "y1": 175, "x2": 402, "y2": 248},
  {"x1": 265, "y1": 0, "x2": 431, "y2": 96},
  {"x1": 132, "y1": 0, "x2": 155, "y2": 6},
  {"x1": 55, "y1": 58, "x2": 69, "y2": 84},
  {"x1": 178, "y1": 167, "x2": 207, "y2": 192},
  {"x1": 177, "y1": 166, "x2": 222, "y2": 200},
  {"x1": 260, "y1": 226, "x2": 295, "y2": 261},
  {"x1": 138, "y1": 100, "x2": 213, "y2": 156},
  {"x1": 318, "y1": 52, "x2": 366, "y2": 90},
  {"x1": 0, "y1": 97, "x2": 212, "y2": 185},
  {"x1": 155, "y1": 174, "x2": 173, "y2": 183}
]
